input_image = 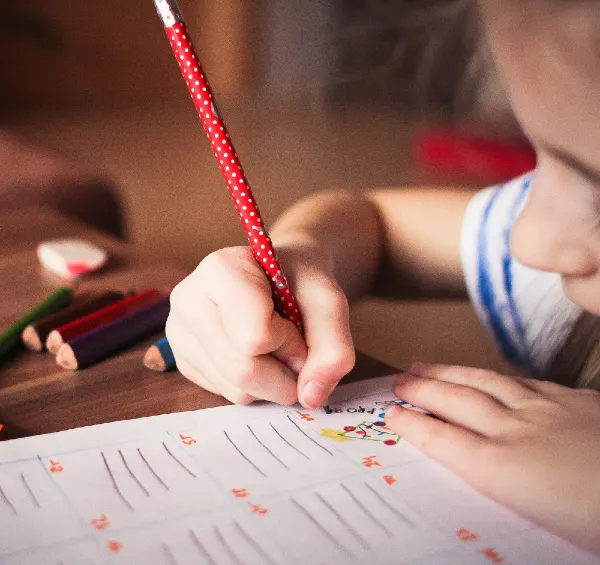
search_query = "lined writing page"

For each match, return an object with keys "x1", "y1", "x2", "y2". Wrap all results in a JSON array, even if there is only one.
[{"x1": 0, "y1": 377, "x2": 598, "y2": 565}]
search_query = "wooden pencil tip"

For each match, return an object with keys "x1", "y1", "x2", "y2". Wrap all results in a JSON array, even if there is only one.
[
  {"x1": 144, "y1": 345, "x2": 166, "y2": 372},
  {"x1": 21, "y1": 325, "x2": 43, "y2": 352},
  {"x1": 46, "y1": 331, "x2": 63, "y2": 355},
  {"x1": 56, "y1": 344, "x2": 79, "y2": 371}
]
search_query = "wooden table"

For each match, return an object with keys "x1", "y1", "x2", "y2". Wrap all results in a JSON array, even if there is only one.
[{"x1": 0, "y1": 208, "x2": 396, "y2": 440}]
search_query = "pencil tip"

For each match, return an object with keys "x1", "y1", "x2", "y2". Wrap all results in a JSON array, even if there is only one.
[
  {"x1": 46, "y1": 331, "x2": 62, "y2": 355},
  {"x1": 56, "y1": 344, "x2": 78, "y2": 371},
  {"x1": 144, "y1": 346, "x2": 165, "y2": 372},
  {"x1": 22, "y1": 326, "x2": 43, "y2": 352}
]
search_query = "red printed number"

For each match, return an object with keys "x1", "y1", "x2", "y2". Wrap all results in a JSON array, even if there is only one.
[
  {"x1": 49, "y1": 459, "x2": 64, "y2": 473},
  {"x1": 106, "y1": 540, "x2": 123, "y2": 553},
  {"x1": 362, "y1": 456, "x2": 381, "y2": 468},
  {"x1": 383, "y1": 475, "x2": 397, "y2": 486},
  {"x1": 297, "y1": 411, "x2": 314, "y2": 422},
  {"x1": 480, "y1": 548, "x2": 504, "y2": 563},
  {"x1": 248, "y1": 503, "x2": 269, "y2": 516},
  {"x1": 232, "y1": 488, "x2": 249, "y2": 499},
  {"x1": 456, "y1": 528, "x2": 478, "y2": 542},
  {"x1": 91, "y1": 514, "x2": 110, "y2": 531},
  {"x1": 179, "y1": 434, "x2": 197, "y2": 446}
]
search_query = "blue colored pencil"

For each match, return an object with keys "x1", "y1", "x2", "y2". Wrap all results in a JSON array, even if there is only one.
[{"x1": 144, "y1": 337, "x2": 176, "y2": 372}]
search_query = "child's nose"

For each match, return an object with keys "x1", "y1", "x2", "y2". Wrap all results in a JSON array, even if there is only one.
[{"x1": 511, "y1": 192, "x2": 597, "y2": 278}]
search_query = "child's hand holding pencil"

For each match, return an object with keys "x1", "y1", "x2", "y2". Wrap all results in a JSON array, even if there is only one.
[
  {"x1": 167, "y1": 245, "x2": 355, "y2": 409},
  {"x1": 153, "y1": 0, "x2": 354, "y2": 409}
]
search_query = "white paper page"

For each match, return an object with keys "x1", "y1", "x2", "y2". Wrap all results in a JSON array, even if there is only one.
[{"x1": 0, "y1": 376, "x2": 598, "y2": 565}]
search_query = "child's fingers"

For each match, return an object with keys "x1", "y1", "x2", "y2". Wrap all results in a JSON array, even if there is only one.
[
  {"x1": 176, "y1": 355, "x2": 256, "y2": 406},
  {"x1": 407, "y1": 363, "x2": 539, "y2": 408},
  {"x1": 514, "y1": 376, "x2": 573, "y2": 396},
  {"x1": 384, "y1": 405, "x2": 490, "y2": 490},
  {"x1": 165, "y1": 315, "x2": 227, "y2": 394},
  {"x1": 295, "y1": 279, "x2": 355, "y2": 410},
  {"x1": 197, "y1": 248, "x2": 295, "y2": 356},
  {"x1": 393, "y1": 373, "x2": 515, "y2": 436},
  {"x1": 170, "y1": 245, "x2": 352, "y2": 408},
  {"x1": 177, "y1": 299, "x2": 299, "y2": 405},
  {"x1": 166, "y1": 318, "x2": 255, "y2": 404},
  {"x1": 197, "y1": 248, "x2": 310, "y2": 371},
  {"x1": 269, "y1": 317, "x2": 309, "y2": 374}
]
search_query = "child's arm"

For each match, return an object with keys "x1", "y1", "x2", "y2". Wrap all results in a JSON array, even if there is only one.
[
  {"x1": 386, "y1": 363, "x2": 600, "y2": 555},
  {"x1": 167, "y1": 186, "x2": 476, "y2": 408},
  {"x1": 270, "y1": 187, "x2": 474, "y2": 301}
]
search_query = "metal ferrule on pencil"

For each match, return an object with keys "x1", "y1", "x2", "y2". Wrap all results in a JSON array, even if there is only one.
[{"x1": 153, "y1": 0, "x2": 184, "y2": 28}]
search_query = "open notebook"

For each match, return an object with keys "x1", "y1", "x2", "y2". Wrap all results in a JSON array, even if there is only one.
[{"x1": 0, "y1": 376, "x2": 598, "y2": 565}]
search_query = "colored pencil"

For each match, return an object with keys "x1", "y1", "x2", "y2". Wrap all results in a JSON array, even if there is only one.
[
  {"x1": 0, "y1": 287, "x2": 73, "y2": 360},
  {"x1": 56, "y1": 296, "x2": 170, "y2": 370},
  {"x1": 22, "y1": 291, "x2": 125, "y2": 352},
  {"x1": 144, "y1": 337, "x2": 176, "y2": 372},
  {"x1": 152, "y1": 0, "x2": 302, "y2": 330},
  {"x1": 46, "y1": 289, "x2": 161, "y2": 354}
]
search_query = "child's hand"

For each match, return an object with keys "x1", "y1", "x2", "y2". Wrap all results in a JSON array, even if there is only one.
[
  {"x1": 385, "y1": 363, "x2": 600, "y2": 555},
  {"x1": 166, "y1": 246, "x2": 355, "y2": 408}
]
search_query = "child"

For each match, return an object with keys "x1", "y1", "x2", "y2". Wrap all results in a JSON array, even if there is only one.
[{"x1": 166, "y1": 0, "x2": 600, "y2": 555}]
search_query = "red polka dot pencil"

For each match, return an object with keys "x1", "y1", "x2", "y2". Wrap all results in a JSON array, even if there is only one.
[{"x1": 151, "y1": 0, "x2": 302, "y2": 330}]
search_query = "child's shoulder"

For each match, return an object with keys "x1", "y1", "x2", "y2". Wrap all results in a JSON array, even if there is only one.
[
  {"x1": 461, "y1": 171, "x2": 582, "y2": 374},
  {"x1": 465, "y1": 172, "x2": 534, "y2": 233}
]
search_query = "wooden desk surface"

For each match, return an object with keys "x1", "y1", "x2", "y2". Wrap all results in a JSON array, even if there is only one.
[{"x1": 0, "y1": 208, "x2": 395, "y2": 440}]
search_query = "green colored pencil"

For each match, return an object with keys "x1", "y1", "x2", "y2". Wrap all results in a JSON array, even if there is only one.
[{"x1": 0, "y1": 287, "x2": 73, "y2": 360}]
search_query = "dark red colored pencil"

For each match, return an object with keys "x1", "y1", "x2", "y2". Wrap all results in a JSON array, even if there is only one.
[
  {"x1": 22, "y1": 291, "x2": 125, "y2": 351},
  {"x1": 46, "y1": 289, "x2": 161, "y2": 354},
  {"x1": 56, "y1": 296, "x2": 170, "y2": 370}
]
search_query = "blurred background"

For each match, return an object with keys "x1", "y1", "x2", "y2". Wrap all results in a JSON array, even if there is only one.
[{"x1": 0, "y1": 0, "x2": 532, "y2": 372}]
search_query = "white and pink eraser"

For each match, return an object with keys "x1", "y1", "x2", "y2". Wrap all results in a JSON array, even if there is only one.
[{"x1": 37, "y1": 239, "x2": 108, "y2": 279}]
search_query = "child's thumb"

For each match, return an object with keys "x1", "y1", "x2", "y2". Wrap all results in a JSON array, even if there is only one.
[{"x1": 295, "y1": 284, "x2": 355, "y2": 410}]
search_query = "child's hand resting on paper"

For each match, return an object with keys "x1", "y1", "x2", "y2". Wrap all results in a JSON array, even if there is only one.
[
  {"x1": 385, "y1": 363, "x2": 600, "y2": 555},
  {"x1": 166, "y1": 244, "x2": 355, "y2": 409}
]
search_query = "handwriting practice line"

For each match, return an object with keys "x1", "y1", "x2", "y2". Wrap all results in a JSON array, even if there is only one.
[
  {"x1": 162, "y1": 441, "x2": 197, "y2": 478},
  {"x1": 20, "y1": 472, "x2": 41, "y2": 508},
  {"x1": 189, "y1": 529, "x2": 216, "y2": 565},
  {"x1": 289, "y1": 496, "x2": 353, "y2": 559},
  {"x1": 138, "y1": 448, "x2": 170, "y2": 491},
  {"x1": 224, "y1": 431, "x2": 267, "y2": 478},
  {"x1": 247, "y1": 425, "x2": 289, "y2": 470},
  {"x1": 315, "y1": 492, "x2": 371, "y2": 550},
  {"x1": 269, "y1": 422, "x2": 310, "y2": 460},
  {"x1": 214, "y1": 525, "x2": 244, "y2": 565},
  {"x1": 286, "y1": 416, "x2": 333, "y2": 456},
  {"x1": 364, "y1": 482, "x2": 415, "y2": 527},
  {"x1": 119, "y1": 449, "x2": 150, "y2": 497},
  {"x1": 233, "y1": 520, "x2": 279, "y2": 565},
  {"x1": 0, "y1": 481, "x2": 17, "y2": 515},
  {"x1": 162, "y1": 542, "x2": 178, "y2": 565},
  {"x1": 101, "y1": 452, "x2": 134, "y2": 511},
  {"x1": 341, "y1": 484, "x2": 394, "y2": 537}
]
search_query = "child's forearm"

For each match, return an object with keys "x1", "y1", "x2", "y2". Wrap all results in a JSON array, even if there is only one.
[
  {"x1": 270, "y1": 190, "x2": 381, "y2": 301},
  {"x1": 271, "y1": 187, "x2": 476, "y2": 301}
]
